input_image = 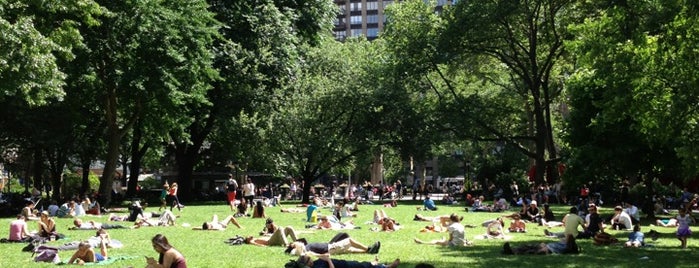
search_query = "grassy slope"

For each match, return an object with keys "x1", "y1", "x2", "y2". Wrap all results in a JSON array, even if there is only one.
[{"x1": 0, "y1": 200, "x2": 695, "y2": 268}]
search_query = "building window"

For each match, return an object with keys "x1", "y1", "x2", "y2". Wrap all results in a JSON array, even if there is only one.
[
  {"x1": 350, "y1": 15, "x2": 362, "y2": 25},
  {"x1": 367, "y1": 28, "x2": 379, "y2": 38},
  {"x1": 351, "y1": 29, "x2": 363, "y2": 37},
  {"x1": 335, "y1": 31, "x2": 347, "y2": 40},
  {"x1": 351, "y1": 2, "x2": 362, "y2": 11},
  {"x1": 366, "y1": 14, "x2": 379, "y2": 24},
  {"x1": 366, "y1": 1, "x2": 378, "y2": 10}
]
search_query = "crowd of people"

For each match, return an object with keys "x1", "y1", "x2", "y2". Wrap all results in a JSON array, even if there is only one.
[{"x1": 5, "y1": 176, "x2": 698, "y2": 267}]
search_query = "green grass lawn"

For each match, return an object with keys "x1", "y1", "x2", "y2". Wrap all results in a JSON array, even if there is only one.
[{"x1": 0, "y1": 200, "x2": 695, "y2": 267}]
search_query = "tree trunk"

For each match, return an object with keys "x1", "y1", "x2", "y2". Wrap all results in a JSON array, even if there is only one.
[
  {"x1": 99, "y1": 131, "x2": 121, "y2": 208},
  {"x1": 80, "y1": 158, "x2": 91, "y2": 197},
  {"x1": 127, "y1": 124, "x2": 149, "y2": 198},
  {"x1": 32, "y1": 148, "x2": 43, "y2": 195}
]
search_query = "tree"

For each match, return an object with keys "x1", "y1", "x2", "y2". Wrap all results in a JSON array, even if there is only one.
[
  {"x1": 266, "y1": 39, "x2": 381, "y2": 203},
  {"x1": 76, "y1": 0, "x2": 219, "y2": 206},
  {"x1": 167, "y1": 0, "x2": 336, "y2": 201},
  {"x1": 0, "y1": 0, "x2": 104, "y2": 200},
  {"x1": 384, "y1": 0, "x2": 575, "y2": 184},
  {"x1": 565, "y1": 0, "x2": 699, "y2": 203}
]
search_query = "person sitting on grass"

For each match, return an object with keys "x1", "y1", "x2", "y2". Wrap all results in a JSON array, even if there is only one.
[
  {"x1": 610, "y1": 205, "x2": 633, "y2": 231},
  {"x1": 67, "y1": 239, "x2": 108, "y2": 265},
  {"x1": 423, "y1": 195, "x2": 438, "y2": 211},
  {"x1": 485, "y1": 218, "x2": 505, "y2": 238},
  {"x1": 146, "y1": 234, "x2": 186, "y2": 268},
  {"x1": 508, "y1": 215, "x2": 527, "y2": 233},
  {"x1": 235, "y1": 199, "x2": 249, "y2": 217},
  {"x1": 197, "y1": 214, "x2": 243, "y2": 230},
  {"x1": 414, "y1": 213, "x2": 472, "y2": 247},
  {"x1": 134, "y1": 210, "x2": 178, "y2": 228},
  {"x1": 502, "y1": 234, "x2": 580, "y2": 255},
  {"x1": 624, "y1": 224, "x2": 645, "y2": 248},
  {"x1": 8, "y1": 215, "x2": 32, "y2": 242},
  {"x1": 292, "y1": 254, "x2": 400, "y2": 268},
  {"x1": 544, "y1": 207, "x2": 586, "y2": 239},
  {"x1": 285, "y1": 233, "x2": 380, "y2": 256},
  {"x1": 38, "y1": 211, "x2": 57, "y2": 238},
  {"x1": 21, "y1": 200, "x2": 39, "y2": 220},
  {"x1": 252, "y1": 200, "x2": 268, "y2": 218}
]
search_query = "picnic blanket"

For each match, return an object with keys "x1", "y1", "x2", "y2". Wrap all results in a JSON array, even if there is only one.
[{"x1": 57, "y1": 255, "x2": 138, "y2": 265}]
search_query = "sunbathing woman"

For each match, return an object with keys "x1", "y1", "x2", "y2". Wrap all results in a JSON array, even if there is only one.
[
  {"x1": 67, "y1": 239, "x2": 108, "y2": 265},
  {"x1": 197, "y1": 214, "x2": 243, "y2": 230}
]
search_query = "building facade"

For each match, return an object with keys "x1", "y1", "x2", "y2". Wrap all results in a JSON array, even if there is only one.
[{"x1": 332, "y1": 0, "x2": 455, "y2": 41}]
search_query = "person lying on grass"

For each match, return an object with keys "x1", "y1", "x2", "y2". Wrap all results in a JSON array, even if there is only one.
[
  {"x1": 285, "y1": 233, "x2": 380, "y2": 256},
  {"x1": 502, "y1": 234, "x2": 580, "y2": 255},
  {"x1": 195, "y1": 214, "x2": 243, "y2": 230},
  {"x1": 67, "y1": 239, "x2": 108, "y2": 265},
  {"x1": 245, "y1": 224, "x2": 300, "y2": 247},
  {"x1": 292, "y1": 253, "x2": 400, "y2": 268},
  {"x1": 134, "y1": 210, "x2": 177, "y2": 228},
  {"x1": 69, "y1": 218, "x2": 127, "y2": 230}
]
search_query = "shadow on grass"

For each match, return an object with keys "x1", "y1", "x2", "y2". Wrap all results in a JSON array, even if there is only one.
[{"x1": 405, "y1": 237, "x2": 695, "y2": 268}]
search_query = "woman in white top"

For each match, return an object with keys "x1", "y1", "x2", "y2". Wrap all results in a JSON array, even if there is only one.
[{"x1": 414, "y1": 213, "x2": 471, "y2": 246}]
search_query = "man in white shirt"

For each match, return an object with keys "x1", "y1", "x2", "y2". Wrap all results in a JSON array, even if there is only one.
[
  {"x1": 624, "y1": 202, "x2": 640, "y2": 224},
  {"x1": 610, "y1": 205, "x2": 633, "y2": 230}
]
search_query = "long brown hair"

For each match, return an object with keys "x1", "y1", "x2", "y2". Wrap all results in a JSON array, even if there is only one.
[{"x1": 152, "y1": 234, "x2": 173, "y2": 251}]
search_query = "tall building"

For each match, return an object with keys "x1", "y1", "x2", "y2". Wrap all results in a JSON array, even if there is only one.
[{"x1": 332, "y1": 0, "x2": 455, "y2": 41}]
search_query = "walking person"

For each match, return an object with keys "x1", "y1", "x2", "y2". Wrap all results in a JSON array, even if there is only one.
[
  {"x1": 676, "y1": 208, "x2": 693, "y2": 249},
  {"x1": 168, "y1": 182, "x2": 182, "y2": 212},
  {"x1": 227, "y1": 174, "x2": 238, "y2": 212},
  {"x1": 159, "y1": 183, "x2": 169, "y2": 212}
]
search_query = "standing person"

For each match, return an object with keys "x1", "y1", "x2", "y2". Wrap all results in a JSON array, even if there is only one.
[
  {"x1": 146, "y1": 234, "x2": 187, "y2": 268},
  {"x1": 159, "y1": 183, "x2": 169, "y2": 212},
  {"x1": 290, "y1": 180, "x2": 298, "y2": 200},
  {"x1": 676, "y1": 208, "x2": 692, "y2": 249},
  {"x1": 227, "y1": 174, "x2": 238, "y2": 211},
  {"x1": 168, "y1": 182, "x2": 182, "y2": 212},
  {"x1": 243, "y1": 177, "x2": 255, "y2": 208},
  {"x1": 414, "y1": 213, "x2": 472, "y2": 247}
]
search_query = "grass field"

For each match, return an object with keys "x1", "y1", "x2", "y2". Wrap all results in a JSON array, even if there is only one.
[{"x1": 0, "y1": 199, "x2": 695, "y2": 268}]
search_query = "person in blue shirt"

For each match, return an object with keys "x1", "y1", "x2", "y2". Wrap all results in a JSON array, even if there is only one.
[
  {"x1": 423, "y1": 195, "x2": 438, "y2": 211},
  {"x1": 624, "y1": 224, "x2": 645, "y2": 247}
]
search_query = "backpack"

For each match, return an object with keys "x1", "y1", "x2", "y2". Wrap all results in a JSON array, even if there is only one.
[
  {"x1": 226, "y1": 235, "x2": 245, "y2": 246},
  {"x1": 33, "y1": 245, "x2": 60, "y2": 263}
]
